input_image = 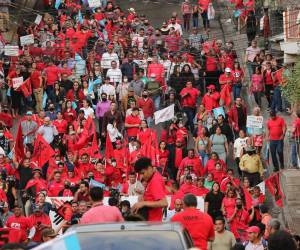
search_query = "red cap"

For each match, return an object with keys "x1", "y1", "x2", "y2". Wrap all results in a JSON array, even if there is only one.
[
  {"x1": 107, "y1": 44, "x2": 114, "y2": 49},
  {"x1": 246, "y1": 226, "x2": 260, "y2": 234},
  {"x1": 115, "y1": 140, "x2": 122, "y2": 145},
  {"x1": 207, "y1": 84, "x2": 216, "y2": 90}
]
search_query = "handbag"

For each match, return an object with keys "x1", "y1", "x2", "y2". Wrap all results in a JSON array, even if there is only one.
[{"x1": 207, "y1": 3, "x2": 215, "y2": 20}]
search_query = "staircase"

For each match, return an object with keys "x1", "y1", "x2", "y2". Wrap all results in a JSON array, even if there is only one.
[{"x1": 280, "y1": 170, "x2": 300, "y2": 234}]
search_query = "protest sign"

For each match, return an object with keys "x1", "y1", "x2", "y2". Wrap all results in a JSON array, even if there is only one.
[
  {"x1": 213, "y1": 106, "x2": 225, "y2": 119},
  {"x1": 34, "y1": 15, "x2": 43, "y2": 25},
  {"x1": 12, "y1": 77, "x2": 23, "y2": 89},
  {"x1": 247, "y1": 115, "x2": 263, "y2": 129},
  {"x1": 20, "y1": 34, "x2": 34, "y2": 46},
  {"x1": 154, "y1": 104, "x2": 174, "y2": 124},
  {"x1": 88, "y1": 0, "x2": 101, "y2": 8},
  {"x1": 4, "y1": 46, "x2": 19, "y2": 56}
]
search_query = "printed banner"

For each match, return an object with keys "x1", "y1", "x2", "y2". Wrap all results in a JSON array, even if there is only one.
[
  {"x1": 247, "y1": 115, "x2": 263, "y2": 129},
  {"x1": 12, "y1": 77, "x2": 23, "y2": 89},
  {"x1": 4, "y1": 46, "x2": 19, "y2": 56},
  {"x1": 88, "y1": 0, "x2": 101, "y2": 8},
  {"x1": 20, "y1": 34, "x2": 34, "y2": 46},
  {"x1": 35, "y1": 15, "x2": 43, "y2": 25}
]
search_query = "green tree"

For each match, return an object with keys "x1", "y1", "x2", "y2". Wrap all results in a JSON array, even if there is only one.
[{"x1": 282, "y1": 61, "x2": 300, "y2": 109}]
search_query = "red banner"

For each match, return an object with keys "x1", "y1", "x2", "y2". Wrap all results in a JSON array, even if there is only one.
[
  {"x1": 265, "y1": 172, "x2": 284, "y2": 207},
  {"x1": 31, "y1": 134, "x2": 55, "y2": 168}
]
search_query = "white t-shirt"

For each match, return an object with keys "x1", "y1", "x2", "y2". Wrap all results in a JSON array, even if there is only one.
[
  {"x1": 101, "y1": 52, "x2": 119, "y2": 69},
  {"x1": 99, "y1": 83, "x2": 116, "y2": 99},
  {"x1": 106, "y1": 68, "x2": 122, "y2": 85}
]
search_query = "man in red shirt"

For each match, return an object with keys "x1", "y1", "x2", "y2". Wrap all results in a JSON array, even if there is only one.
[
  {"x1": 29, "y1": 62, "x2": 43, "y2": 112},
  {"x1": 266, "y1": 110, "x2": 286, "y2": 172},
  {"x1": 47, "y1": 171, "x2": 64, "y2": 197},
  {"x1": 28, "y1": 205, "x2": 51, "y2": 243},
  {"x1": 132, "y1": 157, "x2": 168, "y2": 221},
  {"x1": 177, "y1": 149, "x2": 203, "y2": 180},
  {"x1": 219, "y1": 67, "x2": 234, "y2": 90},
  {"x1": 180, "y1": 81, "x2": 200, "y2": 132},
  {"x1": 138, "y1": 90, "x2": 155, "y2": 127},
  {"x1": 6, "y1": 205, "x2": 36, "y2": 241},
  {"x1": 125, "y1": 107, "x2": 141, "y2": 140},
  {"x1": 202, "y1": 85, "x2": 220, "y2": 112},
  {"x1": 291, "y1": 111, "x2": 300, "y2": 168},
  {"x1": 171, "y1": 194, "x2": 215, "y2": 250},
  {"x1": 43, "y1": 60, "x2": 61, "y2": 103}
]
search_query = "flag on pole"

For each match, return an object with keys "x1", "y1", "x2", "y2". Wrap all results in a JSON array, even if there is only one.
[
  {"x1": 15, "y1": 124, "x2": 24, "y2": 162},
  {"x1": 265, "y1": 172, "x2": 284, "y2": 207},
  {"x1": 154, "y1": 104, "x2": 174, "y2": 125},
  {"x1": 31, "y1": 134, "x2": 55, "y2": 168},
  {"x1": 78, "y1": 10, "x2": 83, "y2": 24},
  {"x1": 20, "y1": 78, "x2": 32, "y2": 98},
  {"x1": 55, "y1": 0, "x2": 61, "y2": 9},
  {"x1": 89, "y1": 179, "x2": 105, "y2": 189}
]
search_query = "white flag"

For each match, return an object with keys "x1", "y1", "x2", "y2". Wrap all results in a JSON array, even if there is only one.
[{"x1": 154, "y1": 104, "x2": 175, "y2": 125}]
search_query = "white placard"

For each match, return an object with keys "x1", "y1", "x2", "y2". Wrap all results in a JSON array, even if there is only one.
[
  {"x1": 4, "y1": 45, "x2": 19, "y2": 56},
  {"x1": 246, "y1": 115, "x2": 263, "y2": 129},
  {"x1": 12, "y1": 77, "x2": 23, "y2": 89},
  {"x1": 257, "y1": 181, "x2": 265, "y2": 195},
  {"x1": 88, "y1": 0, "x2": 101, "y2": 8},
  {"x1": 35, "y1": 14, "x2": 43, "y2": 25},
  {"x1": 20, "y1": 34, "x2": 34, "y2": 46}
]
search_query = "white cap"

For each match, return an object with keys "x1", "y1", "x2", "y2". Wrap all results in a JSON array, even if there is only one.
[
  {"x1": 128, "y1": 8, "x2": 135, "y2": 12},
  {"x1": 225, "y1": 67, "x2": 231, "y2": 73}
]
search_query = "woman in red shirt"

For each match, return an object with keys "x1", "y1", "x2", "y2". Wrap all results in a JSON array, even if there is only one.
[
  {"x1": 63, "y1": 100, "x2": 77, "y2": 124},
  {"x1": 137, "y1": 120, "x2": 157, "y2": 146},
  {"x1": 263, "y1": 62, "x2": 275, "y2": 108},
  {"x1": 232, "y1": 61, "x2": 244, "y2": 100},
  {"x1": 157, "y1": 141, "x2": 169, "y2": 173},
  {"x1": 221, "y1": 187, "x2": 237, "y2": 222},
  {"x1": 205, "y1": 49, "x2": 220, "y2": 89},
  {"x1": 63, "y1": 124, "x2": 78, "y2": 153},
  {"x1": 66, "y1": 81, "x2": 85, "y2": 108},
  {"x1": 53, "y1": 112, "x2": 68, "y2": 136}
]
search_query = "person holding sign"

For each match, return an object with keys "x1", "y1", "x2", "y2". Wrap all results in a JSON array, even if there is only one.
[{"x1": 6, "y1": 68, "x2": 24, "y2": 118}]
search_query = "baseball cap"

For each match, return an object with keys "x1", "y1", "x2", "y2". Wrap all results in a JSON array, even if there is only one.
[
  {"x1": 26, "y1": 111, "x2": 33, "y2": 116},
  {"x1": 246, "y1": 226, "x2": 260, "y2": 234},
  {"x1": 206, "y1": 84, "x2": 216, "y2": 90},
  {"x1": 107, "y1": 44, "x2": 114, "y2": 49},
  {"x1": 225, "y1": 67, "x2": 231, "y2": 73}
]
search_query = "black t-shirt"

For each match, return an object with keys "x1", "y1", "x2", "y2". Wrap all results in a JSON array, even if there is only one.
[
  {"x1": 205, "y1": 191, "x2": 224, "y2": 218},
  {"x1": 17, "y1": 166, "x2": 33, "y2": 190}
]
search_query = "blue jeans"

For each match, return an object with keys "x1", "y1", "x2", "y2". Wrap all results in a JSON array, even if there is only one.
[
  {"x1": 232, "y1": 84, "x2": 242, "y2": 100},
  {"x1": 198, "y1": 150, "x2": 208, "y2": 166},
  {"x1": 153, "y1": 95, "x2": 161, "y2": 111},
  {"x1": 246, "y1": 62, "x2": 256, "y2": 79},
  {"x1": 290, "y1": 140, "x2": 300, "y2": 168},
  {"x1": 270, "y1": 140, "x2": 284, "y2": 172},
  {"x1": 146, "y1": 117, "x2": 153, "y2": 128},
  {"x1": 183, "y1": 107, "x2": 196, "y2": 132},
  {"x1": 271, "y1": 86, "x2": 283, "y2": 112},
  {"x1": 46, "y1": 85, "x2": 55, "y2": 103},
  {"x1": 193, "y1": 16, "x2": 199, "y2": 28}
]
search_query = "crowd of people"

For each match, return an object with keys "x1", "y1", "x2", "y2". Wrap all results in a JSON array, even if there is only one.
[{"x1": 0, "y1": 0, "x2": 300, "y2": 249}]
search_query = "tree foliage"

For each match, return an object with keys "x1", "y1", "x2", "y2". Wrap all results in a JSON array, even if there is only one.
[{"x1": 282, "y1": 60, "x2": 300, "y2": 105}]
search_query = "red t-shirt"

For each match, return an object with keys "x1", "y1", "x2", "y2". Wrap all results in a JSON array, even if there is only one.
[
  {"x1": 44, "y1": 65, "x2": 60, "y2": 85},
  {"x1": 6, "y1": 216, "x2": 32, "y2": 236},
  {"x1": 30, "y1": 70, "x2": 42, "y2": 89},
  {"x1": 138, "y1": 98, "x2": 155, "y2": 118},
  {"x1": 143, "y1": 171, "x2": 166, "y2": 221},
  {"x1": 171, "y1": 208, "x2": 215, "y2": 250},
  {"x1": 48, "y1": 181, "x2": 64, "y2": 197},
  {"x1": 219, "y1": 73, "x2": 234, "y2": 86},
  {"x1": 28, "y1": 213, "x2": 51, "y2": 242},
  {"x1": 180, "y1": 87, "x2": 200, "y2": 108},
  {"x1": 125, "y1": 115, "x2": 141, "y2": 137},
  {"x1": 0, "y1": 228, "x2": 27, "y2": 246},
  {"x1": 206, "y1": 56, "x2": 218, "y2": 72},
  {"x1": 267, "y1": 116, "x2": 286, "y2": 140},
  {"x1": 292, "y1": 118, "x2": 300, "y2": 138},
  {"x1": 53, "y1": 119, "x2": 68, "y2": 134}
]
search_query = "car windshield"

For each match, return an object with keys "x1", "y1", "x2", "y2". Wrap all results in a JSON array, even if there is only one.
[{"x1": 76, "y1": 231, "x2": 184, "y2": 250}]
